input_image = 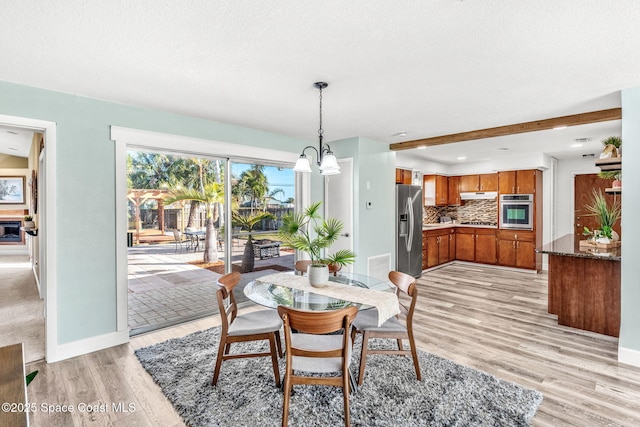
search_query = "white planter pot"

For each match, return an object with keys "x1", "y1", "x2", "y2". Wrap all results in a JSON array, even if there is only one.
[
  {"x1": 24, "y1": 221, "x2": 35, "y2": 229},
  {"x1": 307, "y1": 264, "x2": 329, "y2": 288}
]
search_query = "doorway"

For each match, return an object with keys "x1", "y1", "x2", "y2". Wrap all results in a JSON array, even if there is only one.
[
  {"x1": 0, "y1": 118, "x2": 53, "y2": 362},
  {"x1": 324, "y1": 158, "x2": 354, "y2": 273},
  {"x1": 574, "y1": 173, "x2": 621, "y2": 237}
]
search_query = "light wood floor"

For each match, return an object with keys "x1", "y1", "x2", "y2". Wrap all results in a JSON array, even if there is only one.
[{"x1": 26, "y1": 263, "x2": 640, "y2": 426}]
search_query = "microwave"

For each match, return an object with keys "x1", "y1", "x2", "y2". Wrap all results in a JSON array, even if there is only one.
[{"x1": 499, "y1": 194, "x2": 533, "y2": 230}]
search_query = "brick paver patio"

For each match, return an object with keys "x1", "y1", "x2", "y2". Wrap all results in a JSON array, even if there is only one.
[{"x1": 127, "y1": 241, "x2": 294, "y2": 334}]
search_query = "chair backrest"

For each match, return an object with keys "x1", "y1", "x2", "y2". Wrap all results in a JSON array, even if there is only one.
[
  {"x1": 216, "y1": 272, "x2": 241, "y2": 333},
  {"x1": 278, "y1": 305, "x2": 358, "y2": 361},
  {"x1": 172, "y1": 229, "x2": 181, "y2": 241},
  {"x1": 388, "y1": 270, "x2": 418, "y2": 322},
  {"x1": 294, "y1": 260, "x2": 312, "y2": 275},
  {"x1": 278, "y1": 305, "x2": 358, "y2": 335}
]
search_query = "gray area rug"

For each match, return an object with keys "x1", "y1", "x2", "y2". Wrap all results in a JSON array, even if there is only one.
[{"x1": 135, "y1": 327, "x2": 542, "y2": 426}]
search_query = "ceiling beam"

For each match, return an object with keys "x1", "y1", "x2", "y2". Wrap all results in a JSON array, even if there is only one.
[{"x1": 389, "y1": 108, "x2": 622, "y2": 151}]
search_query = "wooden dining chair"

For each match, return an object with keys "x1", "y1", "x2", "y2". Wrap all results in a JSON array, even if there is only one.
[
  {"x1": 294, "y1": 260, "x2": 312, "y2": 275},
  {"x1": 277, "y1": 305, "x2": 358, "y2": 427},
  {"x1": 351, "y1": 270, "x2": 421, "y2": 385},
  {"x1": 212, "y1": 272, "x2": 283, "y2": 387}
]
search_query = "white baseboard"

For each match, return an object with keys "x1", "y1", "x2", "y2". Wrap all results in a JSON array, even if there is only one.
[
  {"x1": 618, "y1": 346, "x2": 640, "y2": 368},
  {"x1": 49, "y1": 330, "x2": 129, "y2": 363}
]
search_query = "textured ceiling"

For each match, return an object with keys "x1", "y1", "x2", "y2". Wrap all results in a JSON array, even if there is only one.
[{"x1": 1, "y1": 1, "x2": 639, "y2": 161}]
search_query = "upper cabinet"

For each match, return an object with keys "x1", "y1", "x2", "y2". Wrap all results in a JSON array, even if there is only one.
[
  {"x1": 448, "y1": 176, "x2": 461, "y2": 206},
  {"x1": 498, "y1": 170, "x2": 536, "y2": 194},
  {"x1": 459, "y1": 173, "x2": 498, "y2": 192},
  {"x1": 395, "y1": 168, "x2": 413, "y2": 184},
  {"x1": 423, "y1": 174, "x2": 448, "y2": 206}
]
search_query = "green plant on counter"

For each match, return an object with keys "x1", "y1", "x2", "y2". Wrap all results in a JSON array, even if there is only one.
[
  {"x1": 584, "y1": 189, "x2": 620, "y2": 240},
  {"x1": 24, "y1": 215, "x2": 33, "y2": 221}
]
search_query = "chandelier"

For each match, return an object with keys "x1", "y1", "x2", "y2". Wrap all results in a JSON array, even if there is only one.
[{"x1": 293, "y1": 82, "x2": 340, "y2": 175}]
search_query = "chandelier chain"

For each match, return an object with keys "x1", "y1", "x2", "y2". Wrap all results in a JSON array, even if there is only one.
[{"x1": 318, "y1": 86, "x2": 323, "y2": 138}]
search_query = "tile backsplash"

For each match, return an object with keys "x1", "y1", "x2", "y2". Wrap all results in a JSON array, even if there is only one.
[{"x1": 423, "y1": 199, "x2": 498, "y2": 224}]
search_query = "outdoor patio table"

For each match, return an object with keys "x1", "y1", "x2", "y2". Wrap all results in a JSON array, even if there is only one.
[{"x1": 184, "y1": 230, "x2": 205, "y2": 251}]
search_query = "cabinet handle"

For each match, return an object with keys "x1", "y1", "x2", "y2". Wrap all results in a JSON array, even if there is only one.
[
  {"x1": 513, "y1": 241, "x2": 516, "y2": 248},
  {"x1": 515, "y1": 234, "x2": 518, "y2": 240},
  {"x1": 516, "y1": 242, "x2": 520, "y2": 249},
  {"x1": 512, "y1": 186, "x2": 515, "y2": 193}
]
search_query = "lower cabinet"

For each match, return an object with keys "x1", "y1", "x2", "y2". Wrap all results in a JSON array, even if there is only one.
[
  {"x1": 421, "y1": 227, "x2": 538, "y2": 271},
  {"x1": 455, "y1": 228, "x2": 497, "y2": 264},
  {"x1": 423, "y1": 228, "x2": 456, "y2": 269},
  {"x1": 497, "y1": 230, "x2": 536, "y2": 269}
]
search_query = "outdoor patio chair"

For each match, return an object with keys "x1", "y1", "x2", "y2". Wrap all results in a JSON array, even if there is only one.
[
  {"x1": 212, "y1": 272, "x2": 283, "y2": 387},
  {"x1": 172, "y1": 229, "x2": 187, "y2": 253},
  {"x1": 278, "y1": 305, "x2": 359, "y2": 427},
  {"x1": 351, "y1": 270, "x2": 421, "y2": 385}
]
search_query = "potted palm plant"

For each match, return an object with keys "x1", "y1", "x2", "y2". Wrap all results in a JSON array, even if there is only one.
[{"x1": 278, "y1": 201, "x2": 355, "y2": 287}]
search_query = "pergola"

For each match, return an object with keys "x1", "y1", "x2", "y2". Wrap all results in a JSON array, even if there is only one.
[{"x1": 126, "y1": 189, "x2": 181, "y2": 243}]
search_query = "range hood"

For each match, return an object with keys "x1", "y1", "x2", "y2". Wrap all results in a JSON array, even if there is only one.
[{"x1": 459, "y1": 191, "x2": 498, "y2": 200}]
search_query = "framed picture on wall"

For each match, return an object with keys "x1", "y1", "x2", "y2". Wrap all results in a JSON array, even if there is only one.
[{"x1": 0, "y1": 176, "x2": 25, "y2": 204}]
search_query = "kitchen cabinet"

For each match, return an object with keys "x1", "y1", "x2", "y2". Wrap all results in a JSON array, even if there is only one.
[
  {"x1": 459, "y1": 173, "x2": 498, "y2": 192},
  {"x1": 455, "y1": 227, "x2": 497, "y2": 264},
  {"x1": 498, "y1": 169, "x2": 536, "y2": 194},
  {"x1": 396, "y1": 168, "x2": 413, "y2": 184},
  {"x1": 497, "y1": 230, "x2": 536, "y2": 269},
  {"x1": 422, "y1": 232, "x2": 427, "y2": 270},
  {"x1": 455, "y1": 228, "x2": 476, "y2": 262},
  {"x1": 448, "y1": 176, "x2": 461, "y2": 205},
  {"x1": 423, "y1": 228, "x2": 455, "y2": 268},
  {"x1": 423, "y1": 174, "x2": 448, "y2": 206}
]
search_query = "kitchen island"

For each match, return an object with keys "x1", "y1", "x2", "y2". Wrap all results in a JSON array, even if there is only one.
[{"x1": 537, "y1": 234, "x2": 620, "y2": 337}]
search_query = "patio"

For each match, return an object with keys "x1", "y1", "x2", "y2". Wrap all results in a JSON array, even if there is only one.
[{"x1": 127, "y1": 238, "x2": 294, "y2": 335}]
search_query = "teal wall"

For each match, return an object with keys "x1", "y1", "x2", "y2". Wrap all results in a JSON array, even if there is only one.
[
  {"x1": 0, "y1": 80, "x2": 313, "y2": 345},
  {"x1": 620, "y1": 86, "x2": 640, "y2": 353},
  {"x1": 0, "y1": 81, "x2": 393, "y2": 345},
  {"x1": 333, "y1": 137, "x2": 395, "y2": 275}
]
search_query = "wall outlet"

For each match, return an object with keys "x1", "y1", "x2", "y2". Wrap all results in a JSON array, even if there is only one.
[{"x1": 366, "y1": 201, "x2": 373, "y2": 209}]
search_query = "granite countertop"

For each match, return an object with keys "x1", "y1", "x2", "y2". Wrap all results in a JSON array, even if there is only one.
[
  {"x1": 536, "y1": 234, "x2": 621, "y2": 261},
  {"x1": 422, "y1": 223, "x2": 498, "y2": 231}
]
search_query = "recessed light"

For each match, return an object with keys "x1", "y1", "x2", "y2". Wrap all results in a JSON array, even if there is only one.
[
  {"x1": 8, "y1": 147, "x2": 17, "y2": 151},
  {"x1": 6, "y1": 130, "x2": 18, "y2": 135},
  {"x1": 574, "y1": 137, "x2": 591, "y2": 143},
  {"x1": 553, "y1": 125, "x2": 568, "y2": 130},
  {"x1": 496, "y1": 148, "x2": 509, "y2": 151},
  {"x1": 457, "y1": 156, "x2": 466, "y2": 160},
  {"x1": 417, "y1": 145, "x2": 426, "y2": 150},
  {"x1": 571, "y1": 143, "x2": 584, "y2": 148},
  {"x1": 393, "y1": 131, "x2": 408, "y2": 137}
]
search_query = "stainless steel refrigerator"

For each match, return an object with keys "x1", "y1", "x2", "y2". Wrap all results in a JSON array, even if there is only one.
[{"x1": 396, "y1": 184, "x2": 423, "y2": 277}]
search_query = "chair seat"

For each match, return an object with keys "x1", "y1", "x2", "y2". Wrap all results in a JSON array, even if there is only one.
[
  {"x1": 228, "y1": 310, "x2": 283, "y2": 336},
  {"x1": 291, "y1": 333, "x2": 351, "y2": 373},
  {"x1": 353, "y1": 309, "x2": 406, "y2": 332}
]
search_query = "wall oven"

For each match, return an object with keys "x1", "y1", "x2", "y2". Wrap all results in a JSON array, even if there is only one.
[{"x1": 499, "y1": 194, "x2": 533, "y2": 230}]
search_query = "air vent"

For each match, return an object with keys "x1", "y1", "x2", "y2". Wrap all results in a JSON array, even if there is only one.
[
  {"x1": 575, "y1": 137, "x2": 591, "y2": 143},
  {"x1": 582, "y1": 153, "x2": 595, "y2": 158}
]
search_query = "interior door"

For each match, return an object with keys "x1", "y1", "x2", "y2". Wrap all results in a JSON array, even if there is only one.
[
  {"x1": 325, "y1": 158, "x2": 354, "y2": 272},
  {"x1": 574, "y1": 174, "x2": 621, "y2": 237}
]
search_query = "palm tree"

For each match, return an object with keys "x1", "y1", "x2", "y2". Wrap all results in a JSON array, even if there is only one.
[
  {"x1": 239, "y1": 165, "x2": 268, "y2": 214},
  {"x1": 232, "y1": 211, "x2": 274, "y2": 272},
  {"x1": 165, "y1": 182, "x2": 224, "y2": 263}
]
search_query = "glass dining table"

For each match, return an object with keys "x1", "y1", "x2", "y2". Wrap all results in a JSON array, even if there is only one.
[{"x1": 243, "y1": 271, "x2": 394, "y2": 311}]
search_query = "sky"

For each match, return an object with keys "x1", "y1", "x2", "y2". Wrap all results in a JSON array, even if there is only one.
[{"x1": 231, "y1": 163, "x2": 295, "y2": 203}]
